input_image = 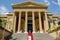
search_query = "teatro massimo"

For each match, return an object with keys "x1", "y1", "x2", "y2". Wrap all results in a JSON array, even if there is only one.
[{"x1": 0, "y1": 1, "x2": 60, "y2": 40}]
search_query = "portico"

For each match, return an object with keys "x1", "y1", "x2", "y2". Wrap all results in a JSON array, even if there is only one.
[
  {"x1": 0, "y1": 1, "x2": 60, "y2": 39},
  {"x1": 13, "y1": 11, "x2": 48, "y2": 33},
  {"x1": 12, "y1": 2, "x2": 49, "y2": 33}
]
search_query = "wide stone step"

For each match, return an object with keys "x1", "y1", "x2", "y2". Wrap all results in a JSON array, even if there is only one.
[
  {"x1": 10, "y1": 33, "x2": 55, "y2": 40},
  {"x1": 33, "y1": 33, "x2": 55, "y2": 40},
  {"x1": 11, "y1": 33, "x2": 28, "y2": 40}
]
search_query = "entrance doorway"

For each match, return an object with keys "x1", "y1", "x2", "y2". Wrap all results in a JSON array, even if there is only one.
[
  {"x1": 27, "y1": 12, "x2": 32, "y2": 32},
  {"x1": 28, "y1": 20, "x2": 33, "y2": 32}
]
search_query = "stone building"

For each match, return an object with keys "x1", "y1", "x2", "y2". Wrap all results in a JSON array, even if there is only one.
[{"x1": 0, "y1": 1, "x2": 60, "y2": 40}]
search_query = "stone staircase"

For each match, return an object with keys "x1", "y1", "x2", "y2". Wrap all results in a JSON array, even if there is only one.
[
  {"x1": 33, "y1": 33, "x2": 55, "y2": 40},
  {"x1": 10, "y1": 33, "x2": 55, "y2": 40},
  {"x1": 10, "y1": 33, "x2": 28, "y2": 40}
]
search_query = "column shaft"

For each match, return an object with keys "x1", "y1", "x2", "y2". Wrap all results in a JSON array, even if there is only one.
[
  {"x1": 49, "y1": 17, "x2": 53, "y2": 28},
  {"x1": 18, "y1": 12, "x2": 21, "y2": 32},
  {"x1": 45, "y1": 12, "x2": 49, "y2": 32},
  {"x1": 39, "y1": 12, "x2": 42, "y2": 33},
  {"x1": 13, "y1": 14, "x2": 16, "y2": 33},
  {"x1": 50, "y1": 21, "x2": 53, "y2": 27},
  {"x1": 32, "y1": 11, "x2": 35, "y2": 33},
  {"x1": 55, "y1": 20, "x2": 58, "y2": 26},
  {"x1": 25, "y1": 11, "x2": 28, "y2": 33}
]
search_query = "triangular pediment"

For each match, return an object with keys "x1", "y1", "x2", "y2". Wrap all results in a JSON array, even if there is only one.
[{"x1": 12, "y1": 1, "x2": 48, "y2": 9}]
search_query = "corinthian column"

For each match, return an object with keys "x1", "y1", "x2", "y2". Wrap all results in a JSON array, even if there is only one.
[
  {"x1": 32, "y1": 11, "x2": 35, "y2": 33},
  {"x1": 45, "y1": 12, "x2": 48, "y2": 32},
  {"x1": 13, "y1": 13, "x2": 16, "y2": 33},
  {"x1": 38, "y1": 12, "x2": 42, "y2": 33},
  {"x1": 25, "y1": 11, "x2": 28, "y2": 33},
  {"x1": 18, "y1": 12, "x2": 21, "y2": 32},
  {"x1": 55, "y1": 20, "x2": 58, "y2": 27}
]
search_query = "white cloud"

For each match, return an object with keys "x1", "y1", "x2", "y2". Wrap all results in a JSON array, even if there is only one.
[
  {"x1": 52, "y1": 1, "x2": 57, "y2": 5},
  {"x1": 45, "y1": 0, "x2": 48, "y2": 2},
  {"x1": 52, "y1": 0, "x2": 60, "y2": 6},
  {"x1": 58, "y1": 0, "x2": 60, "y2": 6},
  {"x1": 45, "y1": 0, "x2": 59, "y2": 6},
  {"x1": 0, "y1": 6, "x2": 9, "y2": 14},
  {"x1": 44, "y1": 0, "x2": 50, "y2": 5}
]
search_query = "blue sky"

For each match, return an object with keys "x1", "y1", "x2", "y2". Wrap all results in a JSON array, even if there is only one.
[{"x1": 0, "y1": 0, "x2": 60, "y2": 14}]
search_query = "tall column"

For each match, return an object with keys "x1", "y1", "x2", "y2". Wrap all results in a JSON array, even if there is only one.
[
  {"x1": 25, "y1": 11, "x2": 28, "y2": 33},
  {"x1": 55, "y1": 20, "x2": 58, "y2": 27},
  {"x1": 49, "y1": 16, "x2": 53, "y2": 28},
  {"x1": 38, "y1": 12, "x2": 42, "y2": 33},
  {"x1": 13, "y1": 13, "x2": 16, "y2": 33},
  {"x1": 18, "y1": 12, "x2": 21, "y2": 32},
  {"x1": 32, "y1": 11, "x2": 35, "y2": 33},
  {"x1": 45, "y1": 12, "x2": 49, "y2": 32},
  {"x1": 50, "y1": 20, "x2": 53, "y2": 28}
]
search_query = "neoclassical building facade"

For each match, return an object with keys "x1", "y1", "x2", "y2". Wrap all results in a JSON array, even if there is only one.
[{"x1": 0, "y1": 1, "x2": 60, "y2": 38}]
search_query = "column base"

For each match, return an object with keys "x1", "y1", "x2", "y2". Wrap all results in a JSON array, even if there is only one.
[
  {"x1": 32, "y1": 31, "x2": 36, "y2": 33},
  {"x1": 40, "y1": 31, "x2": 44, "y2": 33},
  {"x1": 24, "y1": 32, "x2": 28, "y2": 33},
  {"x1": 17, "y1": 31, "x2": 21, "y2": 33}
]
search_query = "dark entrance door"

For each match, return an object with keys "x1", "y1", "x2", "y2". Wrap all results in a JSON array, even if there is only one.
[{"x1": 28, "y1": 20, "x2": 32, "y2": 32}]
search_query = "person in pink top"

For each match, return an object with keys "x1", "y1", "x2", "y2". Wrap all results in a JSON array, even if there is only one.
[{"x1": 28, "y1": 31, "x2": 34, "y2": 40}]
